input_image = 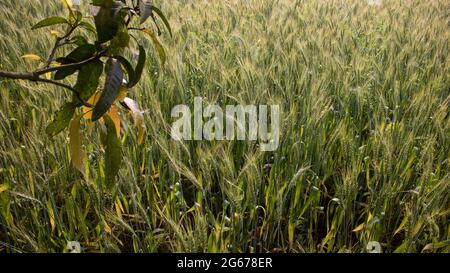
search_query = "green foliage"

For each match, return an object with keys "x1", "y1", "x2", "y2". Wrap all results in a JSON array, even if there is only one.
[
  {"x1": 128, "y1": 45, "x2": 146, "y2": 88},
  {"x1": 142, "y1": 28, "x2": 165, "y2": 65},
  {"x1": 151, "y1": 6, "x2": 172, "y2": 37},
  {"x1": 54, "y1": 44, "x2": 97, "y2": 80},
  {"x1": 45, "y1": 102, "x2": 75, "y2": 137},
  {"x1": 92, "y1": 58, "x2": 124, "y2": 121},
  {"x1": 93, "y1": 0, "x2": 123, "y2": 43},
  {"x1": 73, "y1": 60, "x2": 103, "y2": 102},
  {"x1": 103, "y1": 115, "x2": 122, "y2": 188}
]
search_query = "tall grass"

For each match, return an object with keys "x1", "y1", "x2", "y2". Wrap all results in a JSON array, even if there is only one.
[{"x1": 0, "y1": 0, "x2": 449, "y2": 253}]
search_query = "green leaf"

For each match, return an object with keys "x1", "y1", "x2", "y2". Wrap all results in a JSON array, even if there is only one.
[
  {"x1": 70, "y1": 35, "x2": 88, "y2": 46},
  {"x1": 73, "y1": 10, "x2": 83, "y2": 24},
  {"x1": 94, "y1": 0, "x2": 120, "y2": 43},
  {"x1": 74, "y1": 60, "x2": 104, "y2": 102},
  {"x1": 69, "y1": 115, "x2": 87, "y2": 176},
  {"x1": 151, "y1": 6, "x2": 172, "y2": 37},
  {"x1": 54, "y1": 44, "x2": 97, "y2": 80},
  {"x1": 45, "y1": 103, "x2": 76, "y2": 137},
  {"x1": 115, "y1": 56, "x2": 135, "y2": 85},
  {"x1": 54, "y1": 59, "x2": 77, "y2": 80},
  {"x1": 32, "y1": 16, "x2": 68, "y2": 30},
  {"x1": 92, "y1": 58, "x2": 124, "y2": 121},
  {"x1": 79, "y1": 22, "x2": 97, "y2": 34},
  {"x1": 104, "y1": 115, "x2": 122, "y2": 187},
  {"x1": 126, "y1": 45, "x2": 146, "y2": 88},
  {"x1": 66, "y1": 44, "x2": 97, "y2": 62},
  {"x1": 111, "y1": 30, "x2": 130, "y2": 48},
  {"x1": 142, "y1": 28, "x2": 166, "y2": 65}
]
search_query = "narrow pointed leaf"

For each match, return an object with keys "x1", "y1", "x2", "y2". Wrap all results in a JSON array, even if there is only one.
[
  {"x1": 32, "y1": 16, "x2": 68, "y2": 30},
  {"x1": 142, "y1": 28, "x2": 165, "y2": 65},
  {"x1": 104, "y1": 115, "x2": 122, "y2": 187},
  {"x1": 21, "y1": 54, "x2": 41, "y2": 61},
  {"x1": 118, "y1": 86, "x2": 127, "y2": 102},
  {"x1": 151, "y1": 6, "x2": 172, "y2": 37},
  {"x1": 352, "y1": 223, "x2": 365, "y2": 232},
  {"x1": 73, "y1": 60, "x2": 103, "y2": 102},
  {"x1": 94, "y1": 0, "x2": 120, "y2": 43},
  {"x1": 46, "y1": 103, "x2": 76, "y2": 137},
  {"x1": 108, "y1": 105, "x2": 121, "y2": 137},
  {"x1": 69, "y1": 115, "x2": 87, "y2": 176},
  {"x1": 92, "y1": 58, "x2": 124, "y2": 121},
  {"x1": 79, "y1": 22, "x2": 97, "y2": 34},
  {"x1": 115, "y1": 56, "x2": 135, "y2": 85},
  {"x1": 127, "y1": 45, "x2": 146, "y2": 88}
]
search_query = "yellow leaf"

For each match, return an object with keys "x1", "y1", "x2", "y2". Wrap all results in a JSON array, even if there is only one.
[
  {"x1": 367, "y1": 211, "x2": 374, "y2": 223},
  {"x1": 46, "y1": 200, "x2": 56, "y2": 233},
  {"x1": 352, "y1": 223, "x2": 365, "y2": 232},
  {"x1": 108, "y1": 105, "x2": 121, "y2": 137},
  {"x1": 394, "y1": 216, "x2": 409, "y2": 235},
  {"x1": 118, "y1": 86, "x2": 127, "y2": 102},
  {"x1": 83, "y1": 92, "x2": 101, "y2": 120},
  {"x1": 51, "y1": 61, "x2": 62, "y2": 66},
  {"x1": 288, "y1": 222, "x2": 294, "y2": 246},
  {"x1": 21, "y1": 54, "x2": 41, "y2": 61},
  {"x1": 69, "y1": 115, "x2": 87, "y2": 176},
  {"x1": 103, "y1": 220, "x2": 112, "y2": 234},
  {"x1": 115, "y1": 197, "x2": 124, "y2": 219},
  {"x1": 45, "y1": 72, "x2": 52, "y2": 80},
  {"x1": 137, "y1": 124, "x2": 146, "y2": 145},
  {"x1": 50, "y1": 30, "x2": 61, "y2": 37},
  {"x1": 0, "y1": 184, "x2": 9, "y2": 194},
  {"x1": 37, "y1": 62, "x2": 52, "y2": 79},
  {"x1": 321, "y1": 228, "x2": 335, "y2": 247}
]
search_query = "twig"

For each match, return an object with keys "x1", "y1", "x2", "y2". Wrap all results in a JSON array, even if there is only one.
[
  {"x1": 35, "y1": 51, "x2": 106, "y2": 75},
  {"x1": 44, "y1": 37, "x2": 63, "y2": 68},
  {"x1": 43, "y1": 25, "x2": 78, "y2": 68}
]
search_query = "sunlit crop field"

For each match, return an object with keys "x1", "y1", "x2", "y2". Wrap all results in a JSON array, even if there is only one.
[{"x1": 0, "y1": 0, "x2": 449, "y2": 253}]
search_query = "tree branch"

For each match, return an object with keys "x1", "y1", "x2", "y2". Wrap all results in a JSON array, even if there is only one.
[
  {"x1": 0, "y1": 70, "x2": 93, "y2": 107},
  {"x1": 35, "y1": 51, "x2": 106, "y2": 75},
  {"x1": 0, "y1": 71, "x2": 36, "y2": 81}
]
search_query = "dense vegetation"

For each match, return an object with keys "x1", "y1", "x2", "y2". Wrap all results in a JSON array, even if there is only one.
[{"x1": 0, "y1": 0, "x2": 449, "y2": 253}]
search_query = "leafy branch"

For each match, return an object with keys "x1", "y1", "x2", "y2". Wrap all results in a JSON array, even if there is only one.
[{"x1": 0, "y1": 0, "x2": 171, "y2": 187}]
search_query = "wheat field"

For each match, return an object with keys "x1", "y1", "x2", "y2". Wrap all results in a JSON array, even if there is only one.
[{"x1": 0, "y1": 0, "x2": 449, "y2": 253}]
